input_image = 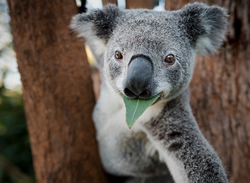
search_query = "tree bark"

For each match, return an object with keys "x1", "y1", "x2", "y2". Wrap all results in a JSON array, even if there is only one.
[
  {"x1": 7, "y1": 1, "x2": 108, "y2": 183},
  {"x1": 103, "y1": 0, "x2": 117, "y2": 6},
  {"x1": 165, "y1": 0, "x2": 250, "y2": 182},
  {"x1": 126, "y1": 0, "x2": 155, "y2": 9}
]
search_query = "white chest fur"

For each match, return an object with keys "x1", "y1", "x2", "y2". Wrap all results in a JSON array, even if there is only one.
[{"x1": 92, "y1": 81, "x2": 165, "y2": 175}]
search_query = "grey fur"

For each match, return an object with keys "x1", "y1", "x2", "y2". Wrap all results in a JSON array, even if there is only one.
[
  {"x1": 144, "y1": 89, "x2": 228, "y2": 182},
  {"x1": 71, "y1": 3, "x2": 228, "y2": 183}
]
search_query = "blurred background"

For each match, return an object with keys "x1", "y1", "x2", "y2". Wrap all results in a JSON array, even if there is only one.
[
  {"x1": 0, "y1": 0, "x2": 34, "y2": 182},
  {"x1": 0, "y1": 0, "x2": 165, "y2": 182}
]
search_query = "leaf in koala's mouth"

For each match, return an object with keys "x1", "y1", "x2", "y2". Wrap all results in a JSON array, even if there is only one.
[{"x1": 123, "y1": 94, "x2": 160, "y2": 129}]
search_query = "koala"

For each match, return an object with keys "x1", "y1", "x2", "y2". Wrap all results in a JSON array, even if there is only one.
[{"x1": 71, "y1": 2, "x2": 228, "y2": 183}]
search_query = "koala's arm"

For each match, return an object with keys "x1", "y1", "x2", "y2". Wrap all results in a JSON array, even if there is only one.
[{"x1": 143, "y1": 91, "x2": 228, "y2": 183}]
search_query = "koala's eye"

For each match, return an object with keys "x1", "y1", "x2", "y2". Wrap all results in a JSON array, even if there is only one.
[
  {"x1": 164, "y1": 54, "x2": 175, "y2": 65},
  {"x1": 115, "y1": 51, "x2": 123, "y2": 60}
]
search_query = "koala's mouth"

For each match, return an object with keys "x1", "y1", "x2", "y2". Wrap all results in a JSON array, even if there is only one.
[
  {"x1": 121, "y1": 91, "x2": 165, "y2": 105},
  {"x1": 153, "y1": 96, "x2": 162, "y2": 105},
  {"x1": 152, "y1": 92, "x2": 165, "y2": 105}
]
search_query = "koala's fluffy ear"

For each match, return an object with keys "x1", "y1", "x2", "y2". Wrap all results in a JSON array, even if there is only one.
[
  {"x1": 70, "y1": 4, "x2": 121, "y2": 67},
  {"x1": 179, "y1": 3, "x2": 228, "y2": 56}
]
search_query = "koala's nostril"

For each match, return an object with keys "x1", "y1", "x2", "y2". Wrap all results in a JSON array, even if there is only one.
[
  {"x1": 124, "y1": 88, "x2": 137, "y2": 99},
  {"x1": 139, "y1": 89, "x2": 151, "y2": 99}
]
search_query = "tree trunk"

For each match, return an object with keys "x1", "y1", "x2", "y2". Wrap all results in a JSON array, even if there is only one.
[
  {"x1": 126, "y1": 0, "x2": 155, "y2": 9},
  {"x1": 7, "y1": 1, "x2": 108, "y2": 183},
  {"x1": 165, "y1": 0, "x2": 250, "y2": 182},
  {"x1": 103, "y1": 0, "x2": 117, "y2": 6}
]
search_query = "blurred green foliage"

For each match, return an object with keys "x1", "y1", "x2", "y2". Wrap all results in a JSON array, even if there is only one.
[{"x1": 0, "y1": 82, "x2": 35, "y2": 183}]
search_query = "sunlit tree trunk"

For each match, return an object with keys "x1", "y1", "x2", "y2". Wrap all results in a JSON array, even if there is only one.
[
  {"x1": 7, "y1": 1, "x2": 108, "y2": 183},
  {"x1": 165, "y1": 0, "x2": 250, "y2": 182}
]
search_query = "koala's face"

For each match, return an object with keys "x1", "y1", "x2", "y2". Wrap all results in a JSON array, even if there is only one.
[
  {"x1": 105, "y1": 12, "x2": 196, "y2": 101},
  {"x1": 71, "y1": 3, "x2": 227, "y2": 101}
]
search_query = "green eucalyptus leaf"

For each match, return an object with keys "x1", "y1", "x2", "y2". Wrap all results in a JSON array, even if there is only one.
[{"x1": 123, "y1": 94, "x2": 160, "y2": 129}]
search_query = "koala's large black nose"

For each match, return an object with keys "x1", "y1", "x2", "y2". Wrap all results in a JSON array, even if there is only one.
[{"x1": 124, "y1": 56, "x2": 153, "y2": 99}]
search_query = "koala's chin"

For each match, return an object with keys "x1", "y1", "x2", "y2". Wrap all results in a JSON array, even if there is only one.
[{"x1": 71, "y1": 2, "x2": 229, "y2": 183}]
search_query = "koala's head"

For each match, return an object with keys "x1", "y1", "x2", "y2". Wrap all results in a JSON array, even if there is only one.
[{"x1": 71, "y1": 3, "x2": 228, "y2": 101}]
